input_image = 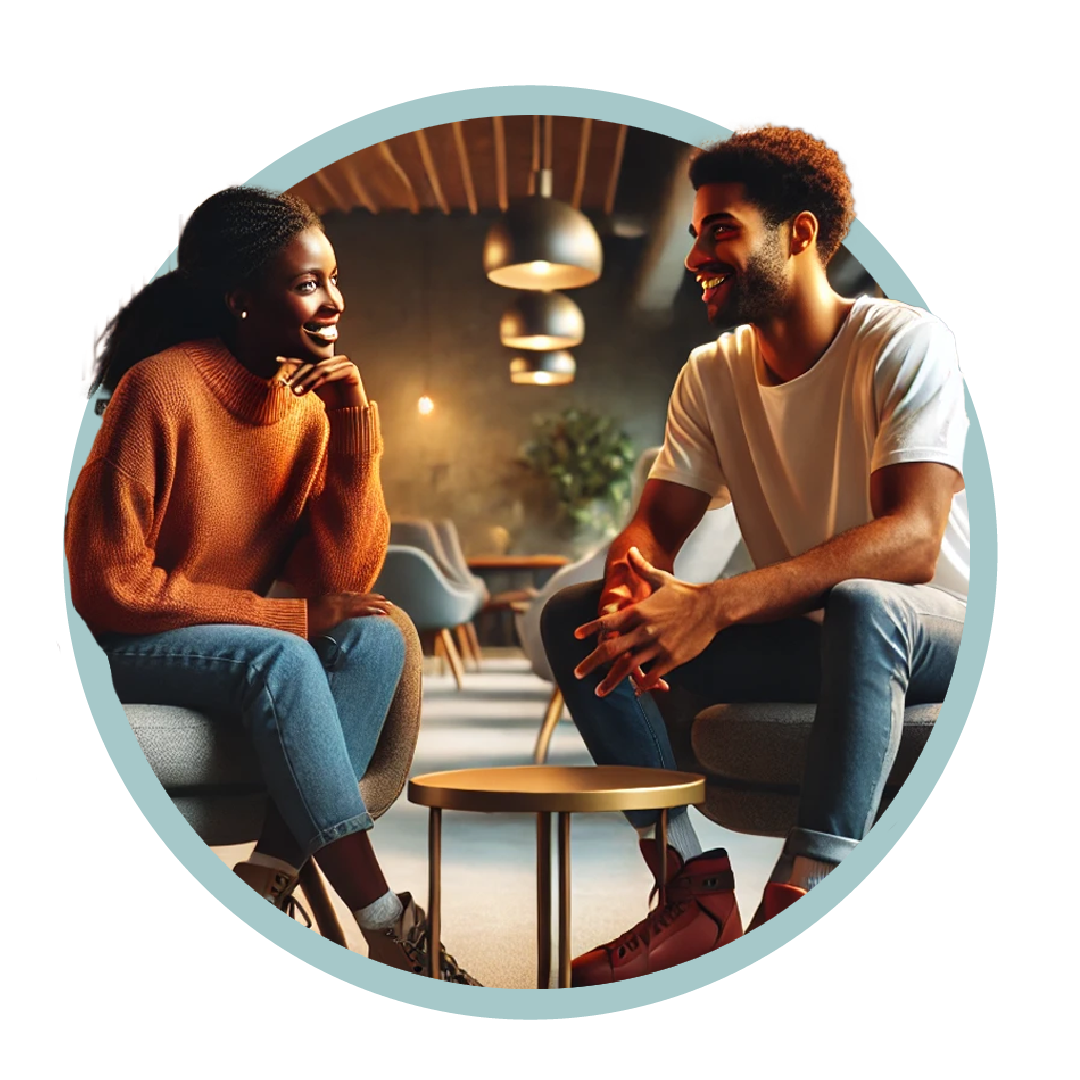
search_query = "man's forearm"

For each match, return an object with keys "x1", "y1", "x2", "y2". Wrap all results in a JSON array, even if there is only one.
[
  {"x1": 714, "y1": 511, "x2": 941, "y2": 628},
  {"x1": 604, "y1": 521, "x2": 673, "y2": 582}
]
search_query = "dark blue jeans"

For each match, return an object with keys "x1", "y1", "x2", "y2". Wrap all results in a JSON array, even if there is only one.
[
  {"x1": 103, "y1": 616, "x2": 406, "y2": 861},
  {"x1": 541, "y1": 578, "x2": 965, "y2": 863}
]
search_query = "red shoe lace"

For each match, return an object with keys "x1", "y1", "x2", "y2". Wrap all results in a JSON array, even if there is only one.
[{"x1": 608, "y1": 898, "x2": 694, "y2": 961}]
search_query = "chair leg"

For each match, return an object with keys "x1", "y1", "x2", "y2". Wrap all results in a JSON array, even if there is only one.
[
  {"x1": 465, "y1": 621, "x2": 482, "y2": 667},
  {"x1": 298, "y1": 860, "x2": 349, "y2": 947},
  {"x1": 438, "y1": 628, "x2": 466, "y2": 690},
  {"x1": 534, "y1": 686, "x2": 565, "y2": 764},
  {"x1": 455, "y1": 624, "x2": 478, "y2": 671},
  {"x1": 432, "y1": 629, "x2": 448, "y2": 674}
]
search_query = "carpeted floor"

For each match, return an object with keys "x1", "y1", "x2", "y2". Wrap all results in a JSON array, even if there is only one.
[{"x1": 216, "y1": 651, "x2": 782, "y2": 989}]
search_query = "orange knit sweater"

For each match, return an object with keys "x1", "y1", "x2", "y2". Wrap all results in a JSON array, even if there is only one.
[{"x1": 66, "y1": 339, "x2": 389, "y2": 641}]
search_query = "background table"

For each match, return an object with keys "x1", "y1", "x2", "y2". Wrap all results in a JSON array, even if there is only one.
[
  {"x1": 466, "y1": 555, "x2": 570, "y2": 648},
  {"x1": 408, "y1": 765, "x2": 707, "y2": 988}
]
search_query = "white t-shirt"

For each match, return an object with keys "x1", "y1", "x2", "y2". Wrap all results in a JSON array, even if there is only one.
[{"x1": 649, "y1": 296, "x2": 970, "y2": 600}]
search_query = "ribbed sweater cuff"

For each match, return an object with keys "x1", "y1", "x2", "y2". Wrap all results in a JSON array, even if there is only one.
[
  {"x1": 261, "y1": 598, "x2": 309, "y2": 638},
  {"x1": 327, "y1": 402, "x2": 382, "y2": 459}
]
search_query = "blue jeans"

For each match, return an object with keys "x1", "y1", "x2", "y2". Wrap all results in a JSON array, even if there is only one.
[
  {"x1": 102, "y1": 617, "x2": 406, "y2": 861},
  {"x1": 541, "y1": 578, "x2": 965, "y2": 864}
]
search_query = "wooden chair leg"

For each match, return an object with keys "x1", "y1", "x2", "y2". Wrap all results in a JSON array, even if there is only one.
[
  {"x1": 465, "y1": 621, "x2": 482, "y2": 667},
  {"x1": 534, "y1": 686, "x2": 565, "y2": 764},
  {"x1": 455, "y1": 624, "x2": 478, "y2": 671},
  {"x1": 432, "y1": 629, "x2": 447, "y2": 674},
  {"x1": 298, "y1": 860, "x2": 348, "y2": 947},
  {"x1": 438, "y1": 627, "x2": 466, "y2": 690}
]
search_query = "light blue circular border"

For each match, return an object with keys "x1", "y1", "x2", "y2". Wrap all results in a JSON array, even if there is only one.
[{"x1": 64, "y1": 86, "x2": 996, "y2": 1020}]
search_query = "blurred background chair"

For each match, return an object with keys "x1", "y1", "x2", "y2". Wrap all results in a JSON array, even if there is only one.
[
  {"x1": 373, "y1": 544, "x2": 484, "y2": 689},
  {"x1": 124, "y1": 605, "x2": 423, "y2": 943},
  {"x1": 390, "y1": 518, "x2": 486, "y2": 669}
]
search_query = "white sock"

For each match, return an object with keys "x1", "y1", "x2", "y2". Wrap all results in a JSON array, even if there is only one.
[
  {"x1": 788, "y1": 855, "x2": 836, "y2": 891},
  {"x1": 636, "y1": 813, "x2": 702, "y2": 862},
  {"x1": 354, "y1": 889, "x2": 403, "y2": 931},
  {"x1": 245, "y1": 852, "x2": 300, "y2": 877}
]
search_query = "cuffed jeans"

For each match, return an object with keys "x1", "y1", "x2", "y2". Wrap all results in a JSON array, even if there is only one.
[
  {"x1": 540, "y1": 578, "x2": 965, "y2": 863},
  {"x1": 102, "y1": 616, "x2": 406, "y2": 861}
]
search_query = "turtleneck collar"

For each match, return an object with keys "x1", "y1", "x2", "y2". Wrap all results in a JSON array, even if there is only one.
[{"x1": 183, "y1": 339, "x2": 299, "y2": 426}]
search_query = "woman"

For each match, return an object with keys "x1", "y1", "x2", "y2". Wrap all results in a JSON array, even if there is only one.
[{"x1": 66, "y1": 186, "x2": 478, "y2": 984}]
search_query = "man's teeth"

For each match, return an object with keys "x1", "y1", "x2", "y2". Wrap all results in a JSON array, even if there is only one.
[
  {"x1": 304, "y1": 325, "x2": 338, "y2": 342},
  {"x1": 699, "y1": 275, "x2": 727, "y2": 290}
]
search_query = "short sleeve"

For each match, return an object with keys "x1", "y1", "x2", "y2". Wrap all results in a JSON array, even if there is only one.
[
  {"x1": 648, "y1": 354, "x2": 731, "y2": 506},
  {"x1": 871, "y1": 315, "x2": 968, "y2": 476}
]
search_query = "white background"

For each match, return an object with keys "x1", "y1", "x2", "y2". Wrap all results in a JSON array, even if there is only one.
[{"x1": 2, "y1": 1, "x2": 1074, "y2": 1074}]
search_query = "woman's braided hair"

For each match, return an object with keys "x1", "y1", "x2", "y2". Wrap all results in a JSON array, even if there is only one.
[
  {"x1": 90, "y1": 186, "x2": 323, "y2": 395},
  {"x1": 688, "y1": 126, "x2": 855, "y2": 262}
]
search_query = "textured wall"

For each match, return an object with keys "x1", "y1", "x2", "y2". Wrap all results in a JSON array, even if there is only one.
[{"x1": 322, "y1": 209, "x2": 718, "y2": 556}]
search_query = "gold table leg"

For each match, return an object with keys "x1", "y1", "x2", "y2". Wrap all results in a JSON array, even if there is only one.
[
  {"x1": 557, "y1": 811, "x2": 572, "y2": 988},
  {"x1": 428, "y1": 807, "x2": 442, "y2": 979},
  {"x1": 657, "y1": 808, "x2": 668, "y2": 909},
  {"x1": 537, "y1": 812, "x2": 552, "y2": 989}
]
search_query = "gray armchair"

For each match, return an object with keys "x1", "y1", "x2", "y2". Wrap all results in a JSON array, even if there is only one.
[
  {"x1": 658, "y1": 696, "x2": 940, "y2": 837},
  {"x1": 373, "y1": 545, "x2": 483, "y2": 689},
  {"x1": 125, "y1": 604, "x2": 424, "y2": 941}
]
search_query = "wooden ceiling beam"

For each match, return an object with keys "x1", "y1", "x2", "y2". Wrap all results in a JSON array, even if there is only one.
[
  {"x1": 340, "y1": 159, "x2": 378, "y2": 215},
  {"x1": 451, "y1": 121, "x2": 478, "y2": 214},
  {"x1": 414, "y1": 128, "x2": 450, "y2": 215},
  {"x1": 528, "y1": 114, "x2": 540, "y2": 195},
  {"x1": 572, "y1": 117, "x2": 592, "y2": 209},
  {"x1": 378, "y1": 140, "x2": 420, "y2": 214},
  {"x1": 492, "y1": 115, "x2": 508, "y2": 212},
  {"x1": 604, "y1": 123, "x2": 628, "y2": 215},
  {"x1": 312, "y1": 169, "x2": 351, "y2": 214}
]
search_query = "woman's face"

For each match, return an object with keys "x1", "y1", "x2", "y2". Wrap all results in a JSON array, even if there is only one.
[{"x1": 237, "y1": 227, "x2": 345, "y2": 366}]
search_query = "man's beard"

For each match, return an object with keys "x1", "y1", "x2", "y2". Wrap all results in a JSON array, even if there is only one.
[{"x1": 710, "y1": 231, "x2": 789, "y2": 328}]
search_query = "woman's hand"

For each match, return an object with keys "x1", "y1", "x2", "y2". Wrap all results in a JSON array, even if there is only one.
[
  {"x1": 308, "y1": 593, "x2": 393, "y2": 637},
  {"x1": 277, "y1": 356, "x2": 368, "y2": 410}
]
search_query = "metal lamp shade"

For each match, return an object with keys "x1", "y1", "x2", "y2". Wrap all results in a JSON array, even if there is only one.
[
  {"x1": 500, "y1": 291, "x2": 585, "y2": 350},
  {"x1": 509, "y1": 350, "x2": 576, "y2": 386},
  {"x1": 484, "y1": 197, "x2": 603, "y2": 290}
]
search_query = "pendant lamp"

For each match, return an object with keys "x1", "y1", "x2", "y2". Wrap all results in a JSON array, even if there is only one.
[
  {"x1": 483, "y1": 116, "x2": 602, "y2": 290},
  {"x1": 509, "y1": 350, "x2": 576, "y2": 386},
  {"x1": 500, "y1": 290, "x2": 585, "y2": 350}
]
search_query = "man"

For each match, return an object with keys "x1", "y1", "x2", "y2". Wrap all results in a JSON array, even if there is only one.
[{"x1": 540, "y1": 125, "x2": 968, "y2": 986}]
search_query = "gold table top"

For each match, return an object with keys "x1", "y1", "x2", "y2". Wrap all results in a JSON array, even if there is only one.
[{"x1": 407, "y1": 765, "x2": 706, "y2": 814}]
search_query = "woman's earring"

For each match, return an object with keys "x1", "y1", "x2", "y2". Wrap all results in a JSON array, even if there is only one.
[{"x1": 240, "y1": 311, "x2": 248, "y2": 319}]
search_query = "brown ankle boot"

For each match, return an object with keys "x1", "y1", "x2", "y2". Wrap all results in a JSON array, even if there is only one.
[
  {"x1": 233, "y1": 860, "x2": 311, "y2": 926},
  {"x1": 571, "y1": 842, "x2": 743, "y2": 986}
]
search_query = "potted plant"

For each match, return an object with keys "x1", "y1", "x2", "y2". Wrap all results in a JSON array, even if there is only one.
[{"x1": 520, "y1": 408, "x2": 636, "y2": 550}]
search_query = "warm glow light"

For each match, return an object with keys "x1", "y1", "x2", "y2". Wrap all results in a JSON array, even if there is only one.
[
  {"x1": 521, "y1": 334, "x2": 560, "y2": 350},
  {"x1": 532, "y1": 372, "x2": 553, "y2": 385},
  {"x1": 417, "y1": 396, "x2": 434, "y2": 415},
  {"x1": 529, "y1": 260, "x2": 553, "y2": 275}
]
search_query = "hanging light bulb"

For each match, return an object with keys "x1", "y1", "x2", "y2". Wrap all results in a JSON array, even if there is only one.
[
  {"x1": 483, "y1": 117, "x2": 602, "y2": 291},
  {"x1": 500, "y1": 291, "x2": 585, "y2": 350},
  {"x1": 417, "y1": 395, "x2": 434, "y2": 415},
  {"x1": 509, "y1": 350, "x2": 576, "y2": 386}
]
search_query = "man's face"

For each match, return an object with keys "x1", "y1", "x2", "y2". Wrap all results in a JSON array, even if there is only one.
[{"x1": 684, "y1": 182, "x2": 790, "y2": 328}]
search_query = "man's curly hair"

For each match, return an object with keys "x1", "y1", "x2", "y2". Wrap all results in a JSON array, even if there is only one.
[{"x1": 688, "y1": 126, "x2": 855, "y2": 262}]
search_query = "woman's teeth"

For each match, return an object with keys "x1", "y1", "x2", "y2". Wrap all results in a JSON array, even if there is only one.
[{"x1": 303, "y1": 324, "x2": 338, "y2": 343}]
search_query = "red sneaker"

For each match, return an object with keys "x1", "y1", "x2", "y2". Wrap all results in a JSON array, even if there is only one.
[
  {"x1": 748, "y1": 881, "x2": 807, "y2": 930},
  {"x1": 571, "y1": 842, "x2": 743, "y2": 986}
]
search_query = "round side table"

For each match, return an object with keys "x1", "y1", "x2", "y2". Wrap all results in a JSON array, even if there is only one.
[{"x1": 407, "y1": 765, "x2": 707, "y2": 988}]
